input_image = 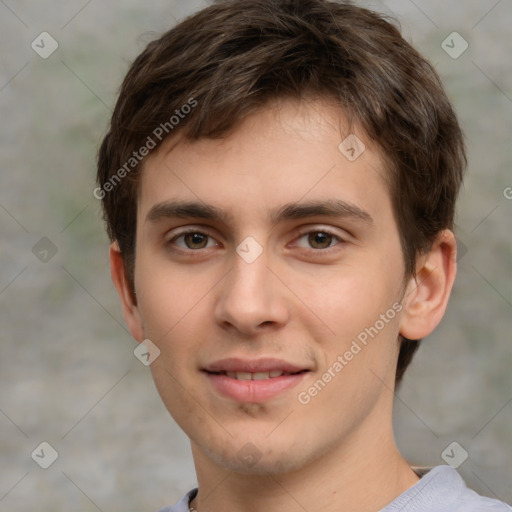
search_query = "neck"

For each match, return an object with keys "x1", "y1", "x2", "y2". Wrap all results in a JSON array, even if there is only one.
[{"x1": 189, "y1": 417, "x2": 419, "y2": 512}]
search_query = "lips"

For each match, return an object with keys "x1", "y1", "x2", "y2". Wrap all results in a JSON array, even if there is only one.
[{"x1": 203, "y1": 358, "x2": 310, "y2": 402}]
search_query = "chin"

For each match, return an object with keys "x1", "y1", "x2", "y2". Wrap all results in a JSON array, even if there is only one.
[{"x1": 203, "y1": 440, "x2": 312, "y2": 476}]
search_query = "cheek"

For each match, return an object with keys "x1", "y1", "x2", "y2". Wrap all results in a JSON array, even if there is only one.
[
  {"x1": 303, "y1": 256, "x2": 403, "y2": 381},
  {"x1": 308, "y1": 263, "x2": 400, "y2": 334},
  {"x1": 302, "y1": 276, "x2": 402, "y2": 416},
  {"x1": 134, "y1": 251, "x2": 208, "y2": 339},
  {"x1": 141, "y1": 289, "x2": 210, "y2": 427}
]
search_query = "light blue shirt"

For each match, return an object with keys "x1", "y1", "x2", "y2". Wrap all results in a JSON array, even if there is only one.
[{"x1": 157, "y1": 465, "x2": 512, "y2": 512}]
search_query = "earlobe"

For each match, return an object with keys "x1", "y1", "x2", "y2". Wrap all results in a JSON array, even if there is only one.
[
  {"x1": 109, "y1": 242, "x2": 144, "y2": 342},
  {"x1": 399, "y1": 230, "x2": 457, "y2": 341}
]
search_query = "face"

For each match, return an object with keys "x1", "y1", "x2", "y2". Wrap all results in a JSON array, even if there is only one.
[{"x1": 126, "y1": 98, "x2": 411, "y2": 474}]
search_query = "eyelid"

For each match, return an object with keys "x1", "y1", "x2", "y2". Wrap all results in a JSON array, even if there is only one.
[
  {"x1": 295, "y1": 225, "x2": 343, "y2": 236},
  {"x1": 165, "y1": 224, "x2": 216, "y2": 238},
  {"x1": 295, "y1": 225, "x2": 348, "y2": 239}
]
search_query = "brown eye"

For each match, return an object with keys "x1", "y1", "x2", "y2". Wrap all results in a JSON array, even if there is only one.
[
  {"x1": 167, "y1": 229, "x2": 219, "y2": 252},
  {"x1": 307, "y1": 231, "x2": 333, "y2": 249},
  {"x1": 183, "y1": 232, "x2": 209, "y2": 249},
  {"x1": 293, "y1": 229, "x2": 343, "y2": 251}
]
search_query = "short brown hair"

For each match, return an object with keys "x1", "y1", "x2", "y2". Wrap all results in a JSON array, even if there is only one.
[{"x1": 97, "y1": 0, "x2": 466, "y2": 385}]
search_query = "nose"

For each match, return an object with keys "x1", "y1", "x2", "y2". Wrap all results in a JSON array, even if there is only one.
[{"x1": 214, "y1": 246, "x2": 290, "y2": 336}]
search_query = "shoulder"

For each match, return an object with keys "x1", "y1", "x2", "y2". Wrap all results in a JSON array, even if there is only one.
[
  {"x1": 156, "y1": 488, "x2": 197, "y2": 512},
  {"x1": 454, "y1": 485, "x2": 512, "y2": 512},
  {"x1": 381, "y1": 465, "x2": 512, "y2": 512}
]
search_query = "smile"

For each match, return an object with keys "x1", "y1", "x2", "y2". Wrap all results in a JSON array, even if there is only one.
[{"x1": 202, "y1": 358, "x2": 310, "y2": 402}]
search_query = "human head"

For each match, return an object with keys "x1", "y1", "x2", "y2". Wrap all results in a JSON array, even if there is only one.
[{"x1": 96, "y1": 0, "x2": 466, "y2": 384}]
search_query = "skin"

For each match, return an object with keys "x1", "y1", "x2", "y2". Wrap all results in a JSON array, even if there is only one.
[{"x1": 111, "y1": 98, "x2": 457, "y2": 512}]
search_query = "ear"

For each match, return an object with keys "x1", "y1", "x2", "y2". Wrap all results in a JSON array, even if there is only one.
[
  {"x1": 110, "y1": 241, "x2": 144, "y2": 343},
  {"x1": 399, "y1": 229, "x2": 457, "y2": 340}
]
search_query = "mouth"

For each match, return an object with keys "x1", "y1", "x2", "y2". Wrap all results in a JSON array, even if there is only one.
[
  {"x1": 204, "y1": 369, "x2": 308, "y2": 380},
  {"x1": 202, "y1": 358, "x2": 311, "y2": 402}
]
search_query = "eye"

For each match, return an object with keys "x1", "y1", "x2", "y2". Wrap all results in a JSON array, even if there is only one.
[
  {"x1": 294, "y1": 229, "x2": 343, "y2": 250},
  {"x1": 169, "y1": 230, "x2": 218, "y2": 250}
]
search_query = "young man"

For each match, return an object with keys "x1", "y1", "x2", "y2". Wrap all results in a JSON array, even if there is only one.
[{"x1": 96, "y1": 1, "x2": 511, "y2": 511}]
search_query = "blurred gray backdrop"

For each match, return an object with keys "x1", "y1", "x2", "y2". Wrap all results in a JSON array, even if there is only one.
[{"x1": 1, "y1": 1, "x2": 511, "y2": 510}]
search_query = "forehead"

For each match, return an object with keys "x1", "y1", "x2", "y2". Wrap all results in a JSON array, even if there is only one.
[{"x1": 137, "y1": 98, "x2": 391, "y2": 223}]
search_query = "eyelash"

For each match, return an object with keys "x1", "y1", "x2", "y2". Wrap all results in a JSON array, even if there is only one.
[{"x1": 166, "y1": 227, "x2": 345, "y2": 253}]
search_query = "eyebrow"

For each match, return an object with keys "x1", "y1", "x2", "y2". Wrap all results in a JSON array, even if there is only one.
[{"x1": 145, "y1": 199, "x2": 373, "y2": 226}]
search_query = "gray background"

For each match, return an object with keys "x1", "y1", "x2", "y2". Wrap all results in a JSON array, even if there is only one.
[{"x1": 0, "y1": 1, "x2": 511, "y2": 510}]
